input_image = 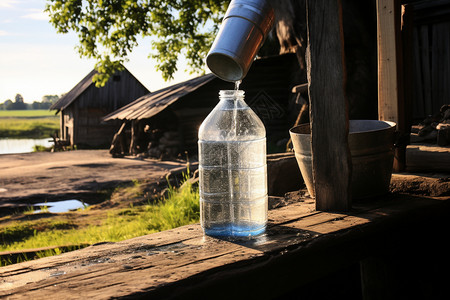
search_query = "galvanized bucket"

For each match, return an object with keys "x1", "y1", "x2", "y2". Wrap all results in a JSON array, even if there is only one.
[{"x1": 289, "y1": 120, "x2": 397, "y2": 199}]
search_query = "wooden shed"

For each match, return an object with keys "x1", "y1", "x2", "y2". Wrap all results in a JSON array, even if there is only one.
[
  {"x1": 103, "y1": 53, "x2": 303, "y2": 158},
  {"x1": 50, "y1": 67, "x2": 150, "y2": 148}
]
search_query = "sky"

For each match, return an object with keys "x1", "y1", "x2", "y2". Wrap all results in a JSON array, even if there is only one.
[{"x1": 0, "y1": 0, "x2": 194, "y2": 103}]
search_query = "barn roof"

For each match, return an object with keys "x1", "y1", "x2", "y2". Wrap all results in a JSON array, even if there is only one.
[
  {"x1": 103, "y1": 73, "x2": 217, "y2": 121},
  {"x1": 50, "y1": 69, "x2": 97, "y2": 111},
  {"x1": 50, "y1": 66, "x2": 148, "y2": 111}
]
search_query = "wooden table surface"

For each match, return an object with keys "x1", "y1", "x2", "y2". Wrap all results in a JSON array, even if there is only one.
[{"x1": 1, "y1": 186, "x2": 449, "y2": 299}]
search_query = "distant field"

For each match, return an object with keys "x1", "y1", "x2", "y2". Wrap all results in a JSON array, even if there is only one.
[
  {"x1": 0, "y1": 110, "x2": 57, "y2": 118},
  {"x1": 0, "y1": 110, "x2": 59, "y2": 138}
]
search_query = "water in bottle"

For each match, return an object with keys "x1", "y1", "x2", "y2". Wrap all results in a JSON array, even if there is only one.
[{"x1": 198, "y1": 89, "x2": 267, "y2": 237}]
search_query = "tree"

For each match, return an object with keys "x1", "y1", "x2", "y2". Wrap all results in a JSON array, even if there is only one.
[
  {"x1": 31, "y1": 101, "x2": 42, "y2": 110},
  {"x1": 45, "y1": 0, "x2": 229, "y2": 86},
  {"x1": 15, "y1": 94, "x2": 24, "y2": 104},
  {"x1": 0, "y1": 99, "x2": 13, "y2": 110},
  {"x1": 12, "y1": 94, "x2": 27, "y2": 110},
  {"x1": 42, "y1": 95, "x2": 59, "y2": 105}
]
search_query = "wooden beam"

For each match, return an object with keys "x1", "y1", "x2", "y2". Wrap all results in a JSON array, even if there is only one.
[
  {"x1": 377, "y1": 0, "x2": 400, "y2": 123},
  {"x1": 129, "y1": 120, "x2": 137, "y2": 155},
  {"x1": 377, "y1": 0, "x2": 407, "y2": 172},
  {"x1": 398, "y1": 4, "x2": 414, "y2": 171},
  {"x1": 306, "y1": 0, "x2": 352, "y2": 211}
]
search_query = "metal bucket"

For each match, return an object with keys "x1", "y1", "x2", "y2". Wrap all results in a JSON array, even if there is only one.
[{"x1": 289, "y1": 120, "x2": 397, "y2": 199}]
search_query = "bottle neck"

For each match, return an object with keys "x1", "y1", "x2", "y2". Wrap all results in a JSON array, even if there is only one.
[
  {"x1": 219, "y1": 90, "x2": 246, "y2": 108},
  {"x1": 219, "y1": 90, "x2": 244, "y2": 101}
]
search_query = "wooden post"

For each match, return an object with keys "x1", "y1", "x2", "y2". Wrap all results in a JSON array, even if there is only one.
[
  {"x1": 377, "y1": 0, "x2": 407, "y2": 172},
  {"x1": 306, "y1": 0, "x2": 352, "y2": 211},
  {"x1": 129, "y1": 120, "x2": 137, "y2": 155},
  {"x1": 400, "y1": 4, "x2": 414, "y2": 168}
]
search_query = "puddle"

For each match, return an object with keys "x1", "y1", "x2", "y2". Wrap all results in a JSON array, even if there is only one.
[{"x1": 34, "y1": 199, "x2": 88, "y2": 213}]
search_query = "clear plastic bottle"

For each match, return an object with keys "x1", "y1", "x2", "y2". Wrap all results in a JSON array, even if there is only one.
[{"x1": 198, "y1": 90, "x2": 267, "y2": 237}]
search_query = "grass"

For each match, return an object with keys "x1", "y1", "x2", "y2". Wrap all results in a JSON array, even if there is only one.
[
  {"x1": 0, "y1": 110, "x2": 57, "y2": 118},
  {"x1": 0, "y1": 174, "x2": 200, "y2": 266},
  {"x1": 32, "y1": 145, "x2": 53, "y2": 152},
  {"x1": 0, "y1": 116, "x2": 59, "y2": 138}
]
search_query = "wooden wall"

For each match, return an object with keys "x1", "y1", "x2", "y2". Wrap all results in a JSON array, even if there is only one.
[
  {"x1": 408, "y1": 0, "x2": 450, "y2": 121},
  {"x1": 62, "y1": 69, "x2": 149, "y2": 148},
  {"x1": 61, "y1": 108, "x2": 74, "y2": 145}
]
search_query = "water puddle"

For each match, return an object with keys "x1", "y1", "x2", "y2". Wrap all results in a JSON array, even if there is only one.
[{"x1": 34, "y1": 199, "x2": 88, "y2": 213}]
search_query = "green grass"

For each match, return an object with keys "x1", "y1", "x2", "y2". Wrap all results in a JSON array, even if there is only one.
[
  {"x1": 0, "y1": 110, "x2": 59, "y2": 138},
  {"x1": 0, "y1": 175, "x2": 200, "y2": 266},
  {"x1": 0, "y1": 110, "x2": 57, "y2": 118},
  {"x1": 0, "y1": 117, "x2": 59, "y2": 138}
]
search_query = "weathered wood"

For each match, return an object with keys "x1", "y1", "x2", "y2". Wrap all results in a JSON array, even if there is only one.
[
  {"x1": 394, "y1": 3, "x2": 415, "y2": 172},
  {"x1": 266, "y1": 152, "x2": 303, "y2": 196},
  {"x1": 377, "y1": 0, "x2": 408, "y2": 172},
  {"x1": 412, "y1": 27, "x2": 424, "y2": 120},
  {"x1": 0, "y1": 245, "x2": 90, "y2": 265},
  {"x1": 1, "y1": 185, "x2": 450, "y2": 299},
  {"x1": 51, "y1": 68, "x2": 149, "y2": 148},
  {"x1": 406, "y1": 144, "x2": 450, "y2": 172},
  {"x1": 291, "y1": 83, "x2": 308, "y2": 94},
  {"x1": 129, "y1": 120, "x2": 138, "y2": 155},
  {"x1": 306, "y1": 0, "x2": 351, "y2": 211},
  {"x1": 420, "y1": 25, "x2": 432, "y2": 116},
  {"x1": 377, "y1": 0, "x2": 401, "y2": 124}
]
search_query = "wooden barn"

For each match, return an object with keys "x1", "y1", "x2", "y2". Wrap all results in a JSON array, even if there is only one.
[
  {"x1": 104, "y1": 53, "x2": 303, "y2": 158},
  {"x1": 50, "y1": 67, "x2": 150, "y2": 148}
]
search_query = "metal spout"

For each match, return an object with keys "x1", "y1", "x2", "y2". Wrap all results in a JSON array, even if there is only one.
[{"x1": 206, "y1": 0, "x2": 274, "y2": 82}]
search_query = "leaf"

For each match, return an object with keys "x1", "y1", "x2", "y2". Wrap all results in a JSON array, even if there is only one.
[{"x1": 46, "y1": 0, "x2": 228, "y2": 83}]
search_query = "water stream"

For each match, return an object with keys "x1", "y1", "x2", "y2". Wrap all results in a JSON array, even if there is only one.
[{"x1": 227, "y1": 80, "x2": 242, "y2": 229}]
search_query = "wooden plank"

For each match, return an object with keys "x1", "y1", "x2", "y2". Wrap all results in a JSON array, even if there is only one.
[
  {"x1": 401, "y1": 4, "x2": 413, "y2": 131},
  {"x1": 377, "y1": 0, "x2": 400, "y2": 123},
  {"x1": 444, "y1": 23, "x2": 450, "y2": 106},
  {"x1": 378, "y1": 0, "x2": 408, "y2": 172},
  {"x1": 431, "y1": 23, "x2": 440, "y2": 115},
  {"x1": 434, "y1": 22, "x2": 448, "y2": 114},
  {"x1": 1, "y1": 191, "x2": 450, "y2": 299},
  {"x1": 306, "y1": 0, "x2": 352, "y2": 211},
  {"x1": 412, "y1": 27, "x2": 425, "y2": 120},
  {"x1": 392, "y1": 3, "x2": 415, "y2": 172},
  {"x1": 420, "y1": 25, "x2": 432, "y2": 116}
]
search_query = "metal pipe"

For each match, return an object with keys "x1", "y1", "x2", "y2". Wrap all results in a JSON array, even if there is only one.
[{"x1": 206, "y1": 0, "x2": 275, "y2": 82}]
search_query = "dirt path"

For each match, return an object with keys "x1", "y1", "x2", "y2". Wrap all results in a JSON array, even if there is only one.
[{"x1": 0, "y1": 150, "x2": 188, "y2": 207}]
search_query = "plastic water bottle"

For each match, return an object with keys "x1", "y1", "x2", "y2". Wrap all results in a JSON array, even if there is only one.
[{"x1": 198, "y1": 89, "x2": 267, "y2": 237}]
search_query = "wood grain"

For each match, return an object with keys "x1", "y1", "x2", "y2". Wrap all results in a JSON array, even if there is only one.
[
  {"x1": 306, "y1": 0, "x2": 351, "y2": 211},
  {"x1": 2, "y1": 185, "x2": 449, "y2": 299},
  {"x1": 377, "y1": 0, "x2": 400, "y2": 123}
]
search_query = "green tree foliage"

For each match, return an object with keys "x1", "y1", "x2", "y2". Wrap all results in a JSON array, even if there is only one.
[
  {"x1": 15, "y1": 94, "x2": 24, "y2": 104},
  {"x1": 0, "y1": 95, "x2": 60, "y2": 110},
  {"x1": 42, "y1": 95, "x2": 59, "y2": 105},
  {"x1": 12, "y1": 94, "x2": 27, "y2": 110},
  {"x1": 45, "y1": 0, "x2": 229, "y2": 86},
  {"x1": 0, "y1": 100, "x2": 13, "y2": 110}
]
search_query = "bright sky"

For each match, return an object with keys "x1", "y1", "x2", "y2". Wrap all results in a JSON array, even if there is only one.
[{"x1": 0, "y1": 0, "x2": 194, "y2": 103}]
